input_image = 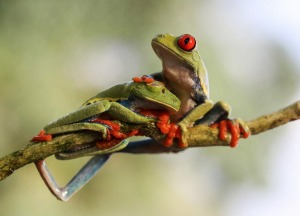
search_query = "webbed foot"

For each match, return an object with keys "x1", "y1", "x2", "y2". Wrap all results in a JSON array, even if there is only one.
[
  {"x1": 163, "y1": 123, "x2": 185, "y2": 148},
  {"x1": 139, "y1": 110, "x2": 185, "y2": 148},
  {"x1": 211, "y1": 118, "x2": 250, "y2": 147}
]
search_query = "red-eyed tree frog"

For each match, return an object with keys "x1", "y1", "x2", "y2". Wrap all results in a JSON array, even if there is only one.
[
  {"x1": 32, "y1": 80, "x2": 181, "y2": 201},
  {"x1": 149, "y1": 33, "x2": 250, "y2": 147}
]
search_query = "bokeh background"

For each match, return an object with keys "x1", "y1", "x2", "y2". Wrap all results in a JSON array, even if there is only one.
[{"x1": 0, "y1": 1, "x2": 299, "y2": 215}]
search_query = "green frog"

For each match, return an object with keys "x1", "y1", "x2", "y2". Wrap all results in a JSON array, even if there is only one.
[
  {"x1": 150, "y1": 33, "x2": 250, "y2": 147},
  {"x1": 32, "y1": 80, "x2": 181, "y2": 201}
]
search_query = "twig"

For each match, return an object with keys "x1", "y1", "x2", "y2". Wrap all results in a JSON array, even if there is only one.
[{"x1": 0, "y1": 100, "x2": 299, "y2": 181}]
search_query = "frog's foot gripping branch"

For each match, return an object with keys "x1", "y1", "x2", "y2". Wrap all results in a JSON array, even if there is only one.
[
  {"x1": 31, "y1": 130, "x2": 52, "y2": 142},
  {"x1": 211, "y1": 118, "x2": 250, "y2": 148},
  {"x1": 89, "y1": 118, "x2": 139, "y2": 150},
  {"x1": 139, "y1": 110, "x2": 185, "y2": 148},
  {"x1": 90, "y1": 119, "x2": 139, "y2": 140}
]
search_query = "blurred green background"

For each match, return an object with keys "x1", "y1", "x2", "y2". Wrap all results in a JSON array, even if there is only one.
[{"x1": 0, "y1": 1, "x2": 299, "y2": 215}]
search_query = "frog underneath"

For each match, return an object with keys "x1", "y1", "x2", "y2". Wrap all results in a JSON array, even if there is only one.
[{"x1": 32, "y1": 80, "x2": 181, "y2": 201}]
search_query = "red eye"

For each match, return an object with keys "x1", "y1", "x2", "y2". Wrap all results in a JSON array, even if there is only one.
[{"x1": 177, "y1": 34, "x2": 196, "y2": 51}]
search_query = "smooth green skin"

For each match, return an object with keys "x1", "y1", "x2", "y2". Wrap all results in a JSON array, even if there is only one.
[{"x1": 45, "y1": 80, "x2": 180, "y2": 136}]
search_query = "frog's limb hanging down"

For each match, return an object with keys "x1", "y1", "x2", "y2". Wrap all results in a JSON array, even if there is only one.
[{"x1": 35, "y1": 154, "x2": 110, "y2": 201}]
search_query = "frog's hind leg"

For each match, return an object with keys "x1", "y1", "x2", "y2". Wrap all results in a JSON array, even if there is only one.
[
  {"x1": 44, "y1": 100, "x2": 111, "y2": 135},
  {"x1": 45, "y1": 122, "x2": 109, "y2": 138},
  {"x1": 35, "y1": 154, "x2": 110, "y2": 201}
]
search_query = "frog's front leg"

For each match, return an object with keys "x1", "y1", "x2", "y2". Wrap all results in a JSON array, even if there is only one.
[
  {"x1": 196, "y1": 101, "x2": 250, "y2": 147},
  {"x1": 35, "y1": 154, "x2": 110, "y2": 201},
  {"x1": 211, "y1": 118, "x2": 250, "y2": 147},
  {"x1": 177, "y1": 100, "x2": 214, "y2": 147}
]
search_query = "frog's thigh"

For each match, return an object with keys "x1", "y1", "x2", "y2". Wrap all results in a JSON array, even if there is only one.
[
  {"x1": 107, "y1": 102, "x2": 155, "y2": 123},
  {"x1": 45, "y1": 122, "x2": 108, "y2": 137},
  {"x1": 45, "y1": 100, "x2": 111, "y2": 130}
]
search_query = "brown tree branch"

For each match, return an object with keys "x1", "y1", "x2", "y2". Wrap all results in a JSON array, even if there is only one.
[{"x1": 0, "y1": 100, "x2": 299, "y2": 181}]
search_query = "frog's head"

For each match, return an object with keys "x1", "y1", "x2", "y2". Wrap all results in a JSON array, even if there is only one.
[
  {"x1": 131, "y1": 81, "x2": 181, "y2": 113},
  {"x1": 151, "y1": 33, "x2": 209, "y2": 105}
]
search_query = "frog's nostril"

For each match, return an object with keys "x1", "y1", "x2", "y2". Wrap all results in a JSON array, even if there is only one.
[{"x1": 162, "y1": 89, "x2": 165, "y2": 94}]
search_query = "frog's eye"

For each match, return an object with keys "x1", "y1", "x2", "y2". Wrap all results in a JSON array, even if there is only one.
[{"x1": 177, "y1": 34, "x2": 196, "y2": 51}]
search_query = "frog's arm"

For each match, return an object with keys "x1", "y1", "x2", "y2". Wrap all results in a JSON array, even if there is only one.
[
  {"x1": 177, "y1": 100, "x2": 213, "y2": 146},
  {"x1": 177, "y1": 100, "x2": 250, "y2": 148},
  {"x1": 179, "y1": 100, "x2": 213, "y2": 126},
  {"x1": 195, "y1": 101, "x2": 250, "y2": 147}
]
